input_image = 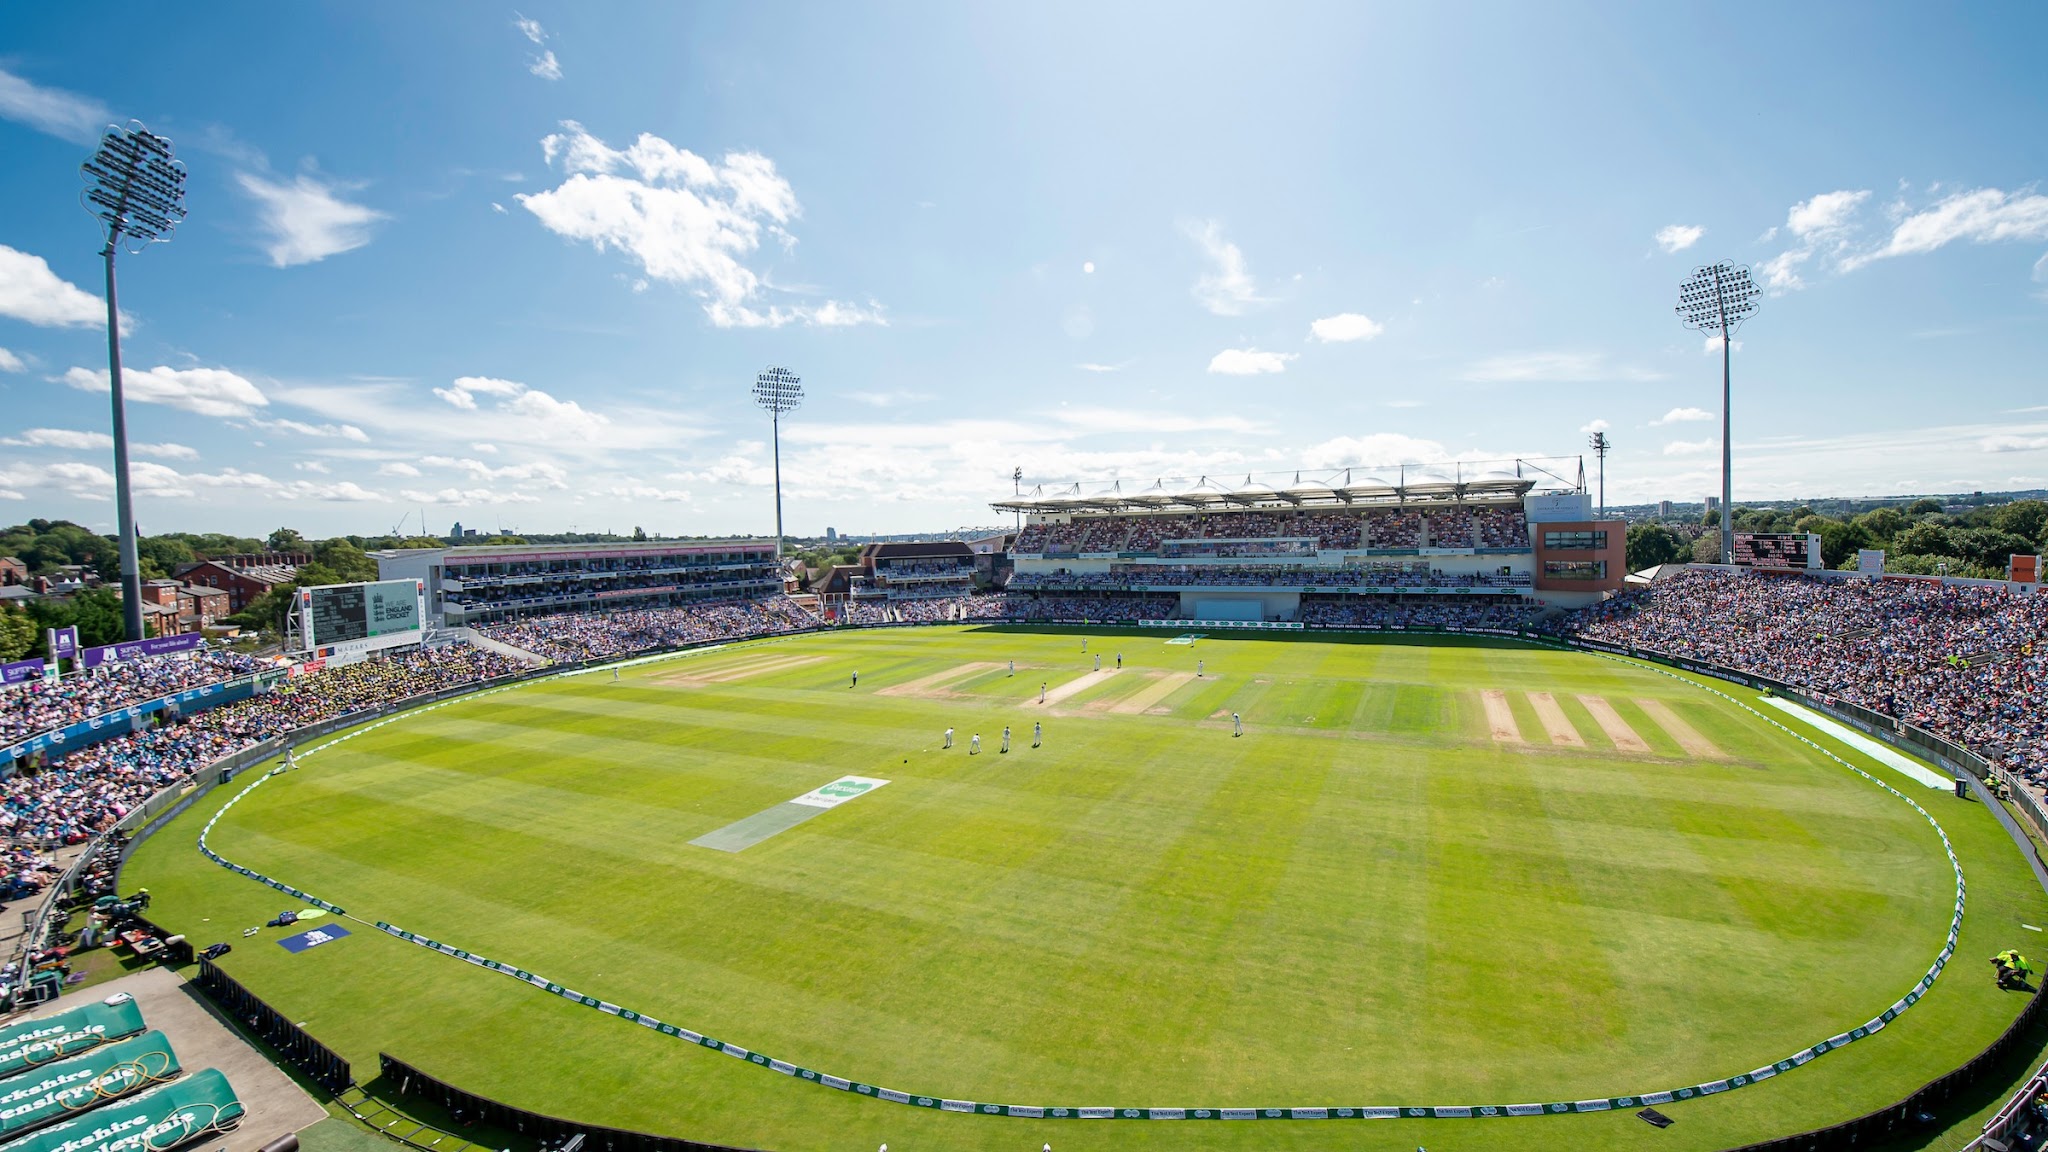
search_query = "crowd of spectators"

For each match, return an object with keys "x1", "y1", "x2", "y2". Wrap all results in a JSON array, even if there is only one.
[
  {"x1": 1009, "y1": 565, "x2": 1532, "y2": 591},
  {"x1": 1555, "y1": 568, "x2": 2048, "y2": 780},
  {"x1": 1299, "y1": 597, "x2": 1543, "y2": 630},
  {"x1": 2, "y1": 648, "x2": 268, "y2": 744},
  {"x1": 1003, "y1": 593, "x2": 1178, "y2": 623},
  {"x1": 479, "y1": 598, "x2": 819, "y2": 663},
  {"x1": 0, "y1": 643, "x2": 521, "y2": 861}
]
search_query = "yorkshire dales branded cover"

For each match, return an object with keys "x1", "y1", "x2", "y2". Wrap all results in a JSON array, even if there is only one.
[
  {"x1": 0, "y1": 1069, "x2": 241, "y2": 1152},
  {"x1": 0, "y1": 1031, "x2": 181, "y2": 1139},
  {"x1": 0, "y1": 998, "x2": 146, "y2": 1081}
]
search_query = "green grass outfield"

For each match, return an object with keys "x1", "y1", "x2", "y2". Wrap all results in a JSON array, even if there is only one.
[{"x1": 126, "y1": 626, "x2": 2048, "y2": 1152}]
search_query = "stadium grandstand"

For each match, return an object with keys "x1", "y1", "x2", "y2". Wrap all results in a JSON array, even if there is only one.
[
  {"x1": 993, "y1": 458, "x2": 1625, "y2": 627},
  {"x1": 370, "y1": 539, "x2": 782, "y2": 625}
]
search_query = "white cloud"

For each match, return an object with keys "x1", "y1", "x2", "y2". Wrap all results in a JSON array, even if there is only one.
[
  {"x1": 515, "y1": 14, "x2": 546, "y2": 43},
  {"x1": 2035, "y1": 252, "x2": 2048, "y2": 283},
  {"x1": 139, "y1": 441, "x2": 198, "y2": 460},
  {"x1": 253, "y1": 417, "x2": 368, "y2": 442},
  {"x1": 1076, "y1": 361, "x2": 1132, "y2": 373},
  {"x1": 529, "y1": 50, "x2": 562, "y2": 81},
  {"x1": 1082, "y1": 261, "x2": 1095, "y2": 274},
  {"x1": 518, "y1": 122, "x2": 881, "y2": 328},
  {"x1": 1663, "y1": 438, "x2": 1716, "y2": 456},
  {"x1": 1843, "y1": 188, "x2": 2048, "y2": 271},
  {"x1": 0, "y1": 245, "x2": 106, "y2": 328},
  {"x1": 421, "y1": 455, "x2": 570, "y2": 488},
  {"x1": 1654, "y1": 224, "x2": 1704, "y2": 254},
  {"x1": 470, "y1": 442, "x2": 499, "y2": 454},
  {"x1": 234, "y1": 171, "x2": 387, "y2": 267},
  {"x1": 2, "y1": 428, "x2": 108, "y2": 451},
  {"x1": 0, "y1": 348, "x2": 23, "y2": 373},
  {"x1": 1652, "y1": 407, "x2": 1713, "y2": 426},
  {"x1": 377, "y1": 462, "x2": 422, "y2": 477},
  {"x1": 282, "y1": 479, "x2": 383, "y2": 502},
  {"x1": 1701, "y1": 335, "x2": 1744, "y2": 354},
  {"x1": 1982, "y1": 434, "x2": 2048, "y2": 453},
  {"x1": 1760, "y1": 189, "x2": 1872, "y2": 291},
  {"x1": 0, "y1": 68, "x2": 110, "y2": 144},
  {"x1": 401, "y1": 487, "x2": 541, "y2": 506},
  {"x1": 491, "y1": 202, "x2": 508, "y2": 214},
  {"x1": 1309, "y1": 313, "x2": 1384, "y2": 343},
  {"x1": 1580, "y1": 419, "x2": 1610, "y2": 434},
  {"x1": 1460, "y1": 351, "x2": 1660, "y2": 383},
  {"x1": 296, "y1": 460, "x2": 330, "y2": 473},
  {"x1": 608, "y1": 485, "x2": 691, "y2": 502},
  {"x1": 1207, "y1": 348, "x2": 1296, "y2": 375},
  {"x1": 1295, "y1": 433, "x2": 1456, "y2": 471},
  {"x1": 1180, "y1": 218, "x2": 1266, "y2": 316},
  {"x1": 430, "y1": 376, "x2": 611, "y2": 440},
  {"x1": 62, "y1": 365, "x2": 268, "y2": 419}
]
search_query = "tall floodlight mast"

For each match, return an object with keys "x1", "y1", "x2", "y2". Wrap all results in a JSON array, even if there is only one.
[
  {"x1": 81, "y1": 124, "x2": 188, "y2": 642},
  {"x1": 752, "y1": 366, "x2": 804, "y2": 559},
  {"x1": 1587, "y1": 431, "x2": 1611, "y2": 519},
  {"x1": 1675, "y1": 263, "x2": 1761, "y2": 564}
]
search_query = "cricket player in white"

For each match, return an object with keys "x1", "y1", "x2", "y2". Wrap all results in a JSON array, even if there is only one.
[
  {"x1": 851, "y1": 670, "x2": 859, "y2": 687},
  {"x1": 969, "y1": 733, "x2": 981, "y2": 755},
  {"x1": 1008, "y1": 659, "x2": 1015, "y2": 675},
  {"x1": 1233, "y1": 711, "x2": 1243, "y2": 737},
  {"x1": 1039, "y1": 681, "x2": 1047, "y2": 703},
  {"x1": 943, "y1": 727, "x2": 954, "y2": 749},
  {"x1": 1001, "y1": 726, "x2": 1011, "y2": 753},
  {"x1": 1198, "y1": 658, "x2": 1205, "y2": 677},
  {"x1": 1094, "y1": 654, "x2": 1101, "y2": 671},
  {"x1": 1032, "y1": 721, "x2": 1042, "y2": 747}
]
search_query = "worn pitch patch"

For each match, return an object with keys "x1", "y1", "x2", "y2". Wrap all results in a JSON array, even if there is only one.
[
  {"x1": 1481, "y1": 690, "x2": 1525, "y2": 744},
  {"x1": 1633, "y1": 697, "x2": 1727, "y2": 760},
  {"x1": 690, "y1": 776, "x2": 892, "y2": 853},
  {"x1": 1525, "y1": 692, "x2": 1585, "y2": 748},
  {"x1": 1578, "y1": 695, "x2": 1650, "y2": 754}
]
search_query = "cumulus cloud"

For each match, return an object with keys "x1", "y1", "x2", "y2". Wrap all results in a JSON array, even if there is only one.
[
  {"x1": 1309, "y1": 313, "x2": 1384, "y2": 343},
  {"x1": 0, "y1": 348, "x2": 22, "y2": 373},
  {"x1": 1982, "y1": 434, "x2": 2048, "y2": 453},
  {"x1": 517, "y1": 122, "x2": 882, "y2": 328},
  {"x1": 1580, "y1": 419, "x2": 1610, "y2": 434},
  {"x1": 376, "y1": 462, "x2": 423, "y2": 477},
  {"x1": 529, "y1": 50, "x2": 562, "y2": 80},
  {"x1": 514, "y1": 14, "x2": 561, "y2": 79},
  {"x1": 1652, "y1": 407, "x2": 1713, "y2": 425},
  {"x1": 62, "y1": 365, "x2": 268, "y2": 419},
  {"x1": 1663, "y1": 438, "x2": 1716, "y2": 456},
  {"x1": 401, "y1": 487, "x2": 541, "y2": 506},
  {"x1": 235, "y1": 170, "x2": 387, "y2": 267},
  {"x1": 421, "y1": 454, "x2": 570, "y2": 488},
  {"x1": 1654, "y1": 224, "x2": 1704, "y2": 253},
  {"x1": 431, "y1": 375, "x2": 611, "y2": 440},
  {"x1": 0, "y1": 245, "x2": 106, "y2": 328},
  {"x1": 1206, "y1": 348, "x2": 1296, "y2": 375},
  {"x1": 1180, "y1": 218, "x2": 1266, "y2": 316},
  {"x1": 1842, "y1": 187, "x2": 2048, "y2": 271},
  {"x1": 608, "y1": 485, "x2": 691, "y2": 502},
  {"x1": 1759, "y1": 189, "x2": 1871, "y2": 291},
  {"x1": 0, "y1": 68, "x2": 111, "y2": 144}
]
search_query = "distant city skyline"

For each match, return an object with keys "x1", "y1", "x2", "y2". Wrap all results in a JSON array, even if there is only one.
[{"x1": 1, "y1": 2, "x2": 2044, "y2": 537}]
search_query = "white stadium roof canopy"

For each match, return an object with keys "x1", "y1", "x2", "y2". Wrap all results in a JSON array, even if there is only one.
[{"x1": 991, "y1": 458, "x2": 1579, "y2": 516}]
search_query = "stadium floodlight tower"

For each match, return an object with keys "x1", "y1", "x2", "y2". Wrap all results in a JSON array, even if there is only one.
[
  {"x1": 752, "y1": 366, "x2": 803, "y2": 559},
  {"x1": 81, "y1": 123, "x2": 188, "y2": 642},
  {"x1": 1676, "y1": 262, "x2": 1761, "y2": 564},
  {"x1": 1587, "y1": 430, "x2": 1611, "y2": 518}
]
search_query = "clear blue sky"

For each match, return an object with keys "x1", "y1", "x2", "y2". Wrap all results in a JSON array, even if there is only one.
[{"x1": 2, "y1": 1, "x2": 2044, "y2": 538}]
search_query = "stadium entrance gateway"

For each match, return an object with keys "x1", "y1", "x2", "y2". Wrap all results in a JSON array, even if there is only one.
[{"x1": 688, "y1": 776, "x2": 891, "y2": 853}]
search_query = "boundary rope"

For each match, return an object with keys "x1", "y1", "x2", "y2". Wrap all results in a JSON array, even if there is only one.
[{"x1": 185, "y1": 637, "x2": 1968, "y2": 1123}]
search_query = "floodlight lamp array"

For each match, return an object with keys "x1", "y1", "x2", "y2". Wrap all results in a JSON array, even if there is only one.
[
  {"x1": 1675, "y1": 262, "x2": 1761, "y2": 332},
  {"x1": 80, "y1": 123, "x2": 188, "y2": 248},
  {"x1": 752, "y1": 366, "x2": 804, "y2": 413}
]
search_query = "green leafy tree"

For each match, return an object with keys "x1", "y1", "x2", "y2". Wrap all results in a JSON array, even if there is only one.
[
  {"x1": 0, "y1": 606, "x2": 34, "y2": 662},
  {"x1": 1990, "y1": 500, "x2": 2048, "y2": 546},
  {"x1": 1948, "y1": 527, "x2": 2037, "y2": 570},
  {"x1": 1625, "y1": 523, "x2": 1684, "y2": 571},
  {"x1": 1890, "y1": 523, "x2": 1954, "y2": 558},
  {"x1": 1853, "y1": 506, "x2": 1907, "y2": 544},
  {"x1": 265, "y1": 527, "x2": 309, "y2": 553},
  {"x1": 1690, "y1": 535, "x2": 1723, "y2": 563},
  {"x1": 1905, "y1": 498, "x2": 1944, "y2": 516}
]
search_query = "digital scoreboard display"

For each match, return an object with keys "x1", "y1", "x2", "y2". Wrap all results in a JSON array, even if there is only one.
[
  {"x1": 301, "y1": 579, "x2": 423, "y2": 651},
  {"x1": 1731, "y1": 532, "x2": 1822, "y2": 571}
]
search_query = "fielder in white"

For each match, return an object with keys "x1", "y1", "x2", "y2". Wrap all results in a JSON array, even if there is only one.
[{"x1": 943, "y1": 727, "x2": 954, "y2": 749}]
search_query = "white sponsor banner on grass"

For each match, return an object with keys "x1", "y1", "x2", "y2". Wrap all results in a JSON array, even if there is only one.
[{"x1": 789, "y1": 775, "x2": 891, "y2": 809}]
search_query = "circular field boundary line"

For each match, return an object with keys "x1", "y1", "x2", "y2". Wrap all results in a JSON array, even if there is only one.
[{"x1": 189, "y1": 640, "x2": 1967, "y2": 1122}]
